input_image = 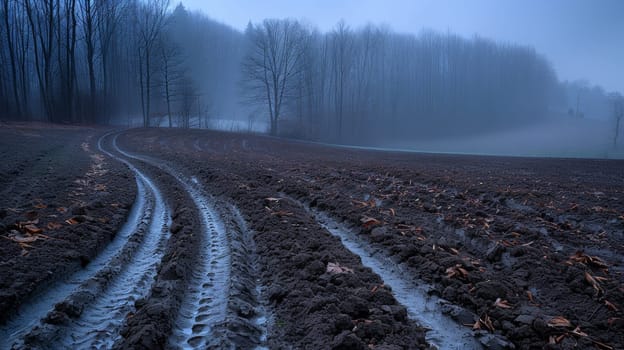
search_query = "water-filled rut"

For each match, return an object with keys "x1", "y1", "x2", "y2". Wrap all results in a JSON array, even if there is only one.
[
  {"x1": 0, "y1": 134, "x2": 172, "y2": 350},
  {"x1": 295, "y1": 198, "x2": 485, "y2": 350},
  {"x1": 111, "y1": 135, "x2": 268, "y2": 349}
]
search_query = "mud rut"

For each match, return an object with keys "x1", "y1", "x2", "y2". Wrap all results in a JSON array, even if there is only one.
[
  {"x1": 120, "y1": 132, "x2": 500, "y2": 349},
  {"x1": 0, "y1": 129, "x2": 511, "y2": 349},
  {"x1": 0, "y1": 132, "x2": 268, "y2": 350}
]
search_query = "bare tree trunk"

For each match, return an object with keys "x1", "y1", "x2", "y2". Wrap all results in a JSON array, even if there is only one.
[
  {"x1": 3, "y1": 0, "x2": 22, "y2": 118},
  {"x1": 82, "y1": 0, "x2": 96, "y2": 122}
]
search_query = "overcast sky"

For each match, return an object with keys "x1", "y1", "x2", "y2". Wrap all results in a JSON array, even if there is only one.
[{"x1": 180, "y1": 0, "x2": 623, "y2": 94}]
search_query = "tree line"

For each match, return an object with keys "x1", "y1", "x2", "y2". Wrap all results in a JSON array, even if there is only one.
[
  {"x1": 1, "y1": 1, "x2": 621, "y2": 145},
  {"x1": 0, "y1": 1, "x2": 239, "y2": 127},
  {"x1": 242, "y1": 20, "x2": 563, "y2": 142}
]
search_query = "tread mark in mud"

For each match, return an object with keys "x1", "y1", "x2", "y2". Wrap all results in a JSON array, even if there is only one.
[
  {"x1": 111, "y1": 136, "x2": 231, "y2": 349},
  {"x1": 0, "y1": 134, "x2": 172, "y2": 350},
  {"x1": 297, "y1": 199, "x2": 489, "y2": 350},
  {"x1": 112, "y1": 134, "x2": 268, "y2": 349}
]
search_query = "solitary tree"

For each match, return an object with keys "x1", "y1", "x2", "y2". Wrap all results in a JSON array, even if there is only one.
[
  {"x1": 136, "y1": 0, "x2": 169, "y2": 127},
  {"x1": 178, "y1": 74, "x2": 197, "y2": 128},
  {"x1": 611, "y1": 93, "x2": 624, "y2": 147},
  {"x1": 158, "y1": 36, "x2": 184, "y2": 127},
  {"x1": 242, "y1": 19, "x2": 308, "y2": 136}
]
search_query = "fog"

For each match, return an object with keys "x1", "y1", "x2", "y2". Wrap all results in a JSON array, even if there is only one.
[{"x1": 1, "y1": 0, "x2": 622, "y2": 158}]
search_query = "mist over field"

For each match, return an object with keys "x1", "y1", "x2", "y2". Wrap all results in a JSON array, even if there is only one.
[
  {"x1": 0, "y1": 0, "x2": 622, "y2": 158},
  {"x1": 2, "y1": 2, "x2": 624, "y2": 349}
]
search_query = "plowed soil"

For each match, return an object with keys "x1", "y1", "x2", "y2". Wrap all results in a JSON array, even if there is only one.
[{"x1": 1, "y1": 124, "x2": 623, "y2": 350}]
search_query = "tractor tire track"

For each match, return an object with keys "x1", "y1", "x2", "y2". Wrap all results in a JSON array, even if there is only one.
[
  {"x1": 0, "y1": 134, "x2": 171, "y2": 350},
  {"x1": 111, "y1": 134, "x2": 267, "y2": 349},
  {"x1": 289, "y1": 195, "x2": 493, "y2": 350}
]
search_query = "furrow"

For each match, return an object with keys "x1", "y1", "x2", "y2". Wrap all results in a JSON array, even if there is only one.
[
  {"x1": 0, "y1": 164, "x2": 148, "y2": 350},
  {"x1": 57, "y1": 168, "x2": 171, "y2": 349},
  {"x1": 294, "y1": 198, "x2": 486, "y2": 350},
  {"x1": 112, "y1": 134, "x2": 268, "y2": 349},
  {"x1": 7, "y1": 134, "x2": 172, "y2": 349},
  {"x1": 111, "y1": 136, "x2": 231, "y2": 349}
]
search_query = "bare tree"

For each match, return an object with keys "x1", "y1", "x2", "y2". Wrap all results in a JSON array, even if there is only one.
[
  {"x1": 24, "y1": 0, "x2": 57, "y2": 121},
  {"x1": 158, "y1": 36, "x2": 184, "y2": 127},
  {"x1": 136, "y1": 0, "x2": 169, "y2": 127},
  {"x1": 78, "y1": 0, "x2": 97, "y2": 120},
  {"x1": 330, "y1": 20, "x2": 353, "y2": 139},
  {"x1": 95, "y1": 0, "x2": 122, "y2": 122},
  {"x1": 178, "y1": 74, "x2": 197, "y2": 128},
  {"x1": 2, "y1": 0, "x2": 21, "y2": 118},
  {"x1": 242, "y1": 19, "x2": 308, "y2": 136},
  {"x1": 612, "y1": 93, "x2": 624, "y2": 147}
]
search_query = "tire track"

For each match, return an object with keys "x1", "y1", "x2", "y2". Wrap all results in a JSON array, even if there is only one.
[
  {"x1": 55, "y1": 135, "x2": 172, "y2": 348},
  {"x1": 290, "y1": 196, "x2": 488, "y2": 350},
  {"x1": 111, "y1": 134, "x2": 268, "y2": 349},
  {"x1": 0, "y1": 134, "x2": 172, "y2": 350}
]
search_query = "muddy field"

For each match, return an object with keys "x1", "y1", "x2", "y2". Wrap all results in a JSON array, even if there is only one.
[{"x1": 1, "y1": 124, "x2": 623, "y2": 350}]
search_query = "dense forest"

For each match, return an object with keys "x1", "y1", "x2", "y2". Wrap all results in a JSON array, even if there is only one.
[{"x1": 1, "y1": 0, "x2": 622, "y2": 144}]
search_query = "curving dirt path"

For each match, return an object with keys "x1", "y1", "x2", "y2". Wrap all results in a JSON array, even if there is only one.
[
  {"x1": 3, "y1": 125, "x2": 622, "y2": 349},
  {"x1": 117, "y1": 127, "x2": 624, "y2": 350}
]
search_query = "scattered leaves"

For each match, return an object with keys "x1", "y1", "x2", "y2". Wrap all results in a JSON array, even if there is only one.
[
  {"x1": 547, "y1": 316, "x2": 572, "y2": 328},
  {"x1": 605, "y1": 300, "x2": 619, "y2": 312},
  {"x1": 326, "y1": 262, "x2": 354, "y2": 274},
  {"x1": 494, "y1": 298, "x2": 513, "y2": 309},
  {"x1": 395, "y1": 223, "x2": 422, "y2": 233},
  {"x1": 569, "y1": 251, "x2": 609, "y2": 269},
  {"x1": 361, "y1": 216, "x2": 381, "y2": 229},
  {"x1": 370, "y1": 284, "x2": 385, "y2": 293},
  {"x1": 585, "y1": 272, "x2": 605, "y2": 296},
  {"x1": 592, "y1": 341, "x2": 614, "y2": 350},
  {"x1": 65, "y1": 218, "x2": 79, "y2": 225},
  {"x1": 473, "y1": 314, "x2": 494, "y2": 332},
  {"x1": 570, "y1": 326, "x2": 588, "y2": 337},
  {"x1": 446, "y1": 264, "x2": 469, "y2": 279},
  {"x1": 23, "y1": 224, "x2": 42, "y2": 235}
]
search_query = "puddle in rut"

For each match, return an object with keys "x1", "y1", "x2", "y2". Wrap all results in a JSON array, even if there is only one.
[
  {"x1": 308, "y1": 208, "x2": 483, "y2": 350},
  {"x1": 59, "y1": 171, "x2": 171, "y2": 348},
  {"x1": 110, "y1": 140, "x2": 232, "y2": 349},
  {"x1": 0, "y1": 178, "x2": 148, "y2": 350}
]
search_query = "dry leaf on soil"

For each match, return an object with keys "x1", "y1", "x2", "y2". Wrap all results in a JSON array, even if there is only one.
[
  {"x1": 547, "y1": 316, "x2": 572, "y2": 328},
  {"x1": 493, "y1": 298, "x2": 513, "y2": 309},
  {"x1": 569, "y1": 251, "x2": 609, "y2": 269},
  {"x1": 65, "y1": 218, "x2": 79, "y2": 225},
  {"x1": 327, "y1": 262, "x2": 354, "y2": 274},
  {"x1": 446, "y1": 264, "x2": 469, "y2": 279},
  {"x1": 473, "y1": 314, "x2": 494, "y2": 332},
  {"x1": 22, "y1": 224, "x2": 42, "y2": 234},
  {"x1": 360, "y1": 216, "x2": 381, "y2": 229},
  {"x1": 570, "y1": 326, "x2": 588, "y2": 337},
  {"x1": 605, "y1": 300, "x2": 619, "y2": 312},
  {"x1": 584, "y1": 272, "x2": 605, "y2": 295}
]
